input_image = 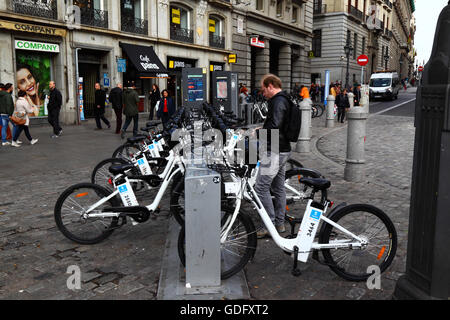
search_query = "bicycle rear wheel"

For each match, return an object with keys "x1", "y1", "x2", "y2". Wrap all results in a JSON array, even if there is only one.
[
  {"x1": 91, "y1": 158, "x2": 130, "y2": 192},
  {"x1": 54, "y1": 183, "x2": 120, "y2": 245},
  {"x1": 178, "y1": 207, "x2": 257, "y2": 280},
  {"x1": 319, "y1": 204, "x2": 397, "y2": 281},
  {"x1": 112, "y1": 143, "x2": 140, "y2": 162}
]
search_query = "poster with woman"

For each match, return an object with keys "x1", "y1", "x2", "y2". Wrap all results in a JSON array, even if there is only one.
[{"x1": 16, "y1": 52, "x2": 52, "y2": 117}]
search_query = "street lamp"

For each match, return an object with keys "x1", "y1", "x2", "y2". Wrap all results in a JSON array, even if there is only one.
[
  {"x1": 384, "y1": 53, "x2": 390, "y2": 70},
  {"x1": 344, "y1": 38, "x2": 354, "y2": 90},
  {"x1": 399, "y1": 57, "x2": 403, "y2": 79}
]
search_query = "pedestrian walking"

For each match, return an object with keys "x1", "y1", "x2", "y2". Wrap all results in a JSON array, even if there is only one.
[
  {"x1": 148, "y1": 84, "x2": 161, "y2": 120},
  {"x1": 292, "y1": 82, "x2": 301, "y2": 98},
  {"x1": 336, "y1": 88, "x2": 350, "y2": 123},
  {"x1": 11, "y1": 90, "x2": 38, "y2": 147},
  {"x1": 109, "y1": 83, "x2": 123, "y2": 134},
  {"x1": 239, "y1": 85, "x2": 249, "y2": 104},
  {"x1": 0, "y1": 83, "x2": 16, "y2": 146},
  {"x1": 121, "y1": 81, "x2": 140, "y2": 139},
  {"x1": 157, "y1": 89, "x2": 176, "y2": 129},
  {"x1": 94, "y1": 83, "x2": 111, "y2": 130},
  {"x1": 47, "y1": 81, "x2": 63, "y2": 138},
  {"x1": 353, "y1": 83, "x2": 362, "y2": 106},
  {"x1": 254, "y1": 74, "x2": 292, "y2": 239},
  {"x1": 320, "y1": 84, "x2": 325, "y2": 103}
]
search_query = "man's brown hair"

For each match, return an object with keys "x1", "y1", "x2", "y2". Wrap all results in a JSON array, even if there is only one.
[{"x1": 261, "y1": 74, "x2": 283, "y2": 89}]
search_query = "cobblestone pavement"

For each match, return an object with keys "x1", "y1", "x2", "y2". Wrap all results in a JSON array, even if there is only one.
[{"x1": 0, "y1": 91, "x2": 417, "y2": 300}]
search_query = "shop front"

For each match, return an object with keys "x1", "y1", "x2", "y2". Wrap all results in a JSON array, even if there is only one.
[
  {"x1": 120, "y1": 43, "x2": 168, "y2": 113},
  {"x1": 166, "y1": 56, "x2": 197, "y2": 108}
]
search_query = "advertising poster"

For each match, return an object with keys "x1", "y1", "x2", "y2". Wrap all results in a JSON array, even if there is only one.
[{"x1": 16, "y1": 51, "x2": 51, "y2": 117}]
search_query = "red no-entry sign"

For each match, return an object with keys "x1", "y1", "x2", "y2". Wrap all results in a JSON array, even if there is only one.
[
  {"x1": 357, "y1": 55, "x2": 369, "y2": 66},
  {"x1": 418, "y1": 66, "x2": 424, "y2": 72}
]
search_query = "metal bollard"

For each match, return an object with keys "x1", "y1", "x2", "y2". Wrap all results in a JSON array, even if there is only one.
[
  {"x1": 326, "y1": 95, "x2": 336, "y2": 128},
  {"x1": 344, "y1": 106, "x2": 369, "y2": 182},
  {"x1": 296, "y1": 98, "x2": 312, "y2": 153},
  {"x1": 348, "y1": 92, "x2": 355, "y2": 109}
]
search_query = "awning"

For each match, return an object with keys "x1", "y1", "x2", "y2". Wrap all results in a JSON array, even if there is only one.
[{"x1": 120, "y1": 43, "x2": 169, "y2": 78}]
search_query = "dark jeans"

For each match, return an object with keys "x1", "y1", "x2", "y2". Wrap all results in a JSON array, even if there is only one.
[
  {"x1": 161, "y1": 113, "x2": 170, "y2": 129},
  {"x1": 95, "y1": 109, "x2": 110, "y2": 129},
  {"x1": 113, "y1": 107, "x2": 122, "y2": 134},
  {"x1": 122, "y1": 114, "x2": 139, "y2": 136},
  {"x1": 337, "y1": 107, "x2": 346, "y2": 123},
  {"x1": 149, "y1": 101, "x2": 157, "y2": 120},
  {"x1": 13, "y1": 125, "x2": 32, "y2": 142},
  {"x1": 48, "y1": 107, "x2": 62, "y2": 135}
]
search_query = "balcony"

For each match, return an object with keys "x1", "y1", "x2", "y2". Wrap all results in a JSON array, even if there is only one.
[
  {"x1": 383, "y1": 0, "x2": 393, "y2": 11},
  {"x1": 209, "y1": 33, "x2": 225, "y2": 49},
  {"x1": 121, "y1": 16, "x2": 148, "y2": 35},
  {"x1": 207, "y1": 0, "x2": 232, "y2": 8},
  {"x1": 348, "y1": 5, "x2": 364, "y2": 23},
  {"x1": 313, "y1": 4, "x2": 326, "y2": 14},
  {"x1": 170, "y1": 24, "x2": 194, "y2": 44},
  {"x1": 13, "y1": 0, "x2": 57, "y2": 20},
  {"x1": 78, "y1": 7, "x2": 108, "y2": 29}
]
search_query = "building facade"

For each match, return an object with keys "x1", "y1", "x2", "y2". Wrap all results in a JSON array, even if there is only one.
[
  {"x1": 230, "y1": 0, "x2": 314, "y2": 94},
  {"x1": 0, "y1": 0, "x2": 235, "y2": 124},
  {"x1": 310, "y1": 0, "x2": 415, "y2": 86}
]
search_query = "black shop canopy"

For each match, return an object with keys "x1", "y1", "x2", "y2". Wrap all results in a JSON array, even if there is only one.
[{"x1": 120, "y1": 43, "x2": 169, "y2": 78}]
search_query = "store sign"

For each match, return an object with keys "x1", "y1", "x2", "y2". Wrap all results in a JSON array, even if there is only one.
[
  {"x1": 15, "y1": 40, "x2": 60, "y2": 53},
  {"x1": 228, "y1": 54, "x2": 237, "y2": 64},
  {"x1": 237, "y1": 18, "x2": 243, "y2": 34},
  {"x1": 169, "y1": 60, "x2": 190, "y2": 69},
  {"x1": 210, "y1": 64, "x2": 223, "y2": 72},
  {"x1": 78, "y1": 77, "x2": 85, "y2": 121},
  {"x1": 250, "y1": 37, "x2": 265, "y2": 48},
  {"x1": 209, "y1": 19, "x2": 216, "y2": 33},
  {"x1": 0, "y1": 19, "x2": 66, "y2": 37},
  {"x1": 140, "y1": 55, "x2": 160, "y2": 70},
  {"x1": 172, "y1": 8, "x2": 181, "y2": 25}
]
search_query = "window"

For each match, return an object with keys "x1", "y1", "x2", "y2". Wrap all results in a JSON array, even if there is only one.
[
  {"x1": 353, "y1": 33, "x2": 357, "y2": 59},
  {"x1": 292, "y1": 5, "x2": 299, "y2": 23},
  {"x1": 256, "y1": 0, "x2": 264, "y2": 11},
  {"x1": 209, "y1": 16, "x2": 225, "y2": 49},
  {"x1": 276, "y1": 0, "x2": 283, "y2": 17},
  {"x1": 312, "y1": 30, "x2": 322, "y2": 57},
  {"x1": 170, "y1": 4, "x2": 193, "y2": 43}
]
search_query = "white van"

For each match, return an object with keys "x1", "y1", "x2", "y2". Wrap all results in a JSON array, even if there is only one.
[{"x1": 369, "y1": 72, "x2": 401, "y2": 100}]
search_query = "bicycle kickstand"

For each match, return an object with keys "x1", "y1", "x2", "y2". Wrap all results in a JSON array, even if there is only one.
[{"x1": 292, "y1": 246, "x2": 302, "y2": 277}]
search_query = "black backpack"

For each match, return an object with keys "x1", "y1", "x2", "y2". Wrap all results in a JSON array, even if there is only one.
[{"x1": 283, "y1": 96, "x2": 302, "y2": 142}]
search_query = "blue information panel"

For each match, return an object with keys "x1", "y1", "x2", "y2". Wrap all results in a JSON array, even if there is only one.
[
  {"x1": 187, "y1": 75, "x2": 204, "y2": 102},
  {"x1": 117, "y1": 59, "x2": 126, "y2": 73}
]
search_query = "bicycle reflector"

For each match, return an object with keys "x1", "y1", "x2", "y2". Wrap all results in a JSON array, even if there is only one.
[
  {"x1": 75, "y1": 192, "x2": 88, "y2": 198},
  {"x1": 108, "y1": 178, "x2": 113, "y2": 185},
  {"x1": 377, "y1": 246, "x2": 386, "y2": 260}
]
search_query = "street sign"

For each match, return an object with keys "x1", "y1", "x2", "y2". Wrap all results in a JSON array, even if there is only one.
[
  {"x1": 357, "y1": 55, "x2": 369, "y2": 66},
  {"x1": 418, "y1": 66, "x2": 424, "y2": 72}
]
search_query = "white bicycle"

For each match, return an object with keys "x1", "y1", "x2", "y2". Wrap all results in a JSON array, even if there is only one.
[{"x1": 177, "y1": 163, "x2": 397, "y2": 281}]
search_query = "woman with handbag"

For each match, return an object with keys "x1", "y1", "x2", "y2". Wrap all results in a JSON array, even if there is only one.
[
  {"x1": 11, "y1": 90, "x2": 38, "y2": 147},
  {"x1": 148, "y1": 84, "x2": 161, "y2": 120}
]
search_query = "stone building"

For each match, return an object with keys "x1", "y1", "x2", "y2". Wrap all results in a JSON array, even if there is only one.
[
  {"x1": 0, "y1": 0, "x2": 235, "y2": 124},
  {"x1": 310, "y1": 0, "x2": 415, "y2": 86},
  {"x1": 230, "y1": 0, "x2": 314, "y2": 94}
]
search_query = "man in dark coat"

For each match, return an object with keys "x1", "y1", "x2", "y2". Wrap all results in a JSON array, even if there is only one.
[
  {"x1": 353, "y1": 83, "x2": 361, "y2": 106},
  {"x1": 0, "y1": 83, "x2": 16, "y2": 145},
  {"x1": 94, "y1": 83, "x2": 110, "y2": 130},
  {"x1": 48, "y1": 81, "x2": 63, "y2": 138},
  {"x1": 109, "y1": 83, "x2": 123, "y2": 134},
  {"x1": 121, "y1": 81, "x2": 140, "y2": 139},
  {"x1": 336, "y1": 88, "x2": 350, "y2": 123}
]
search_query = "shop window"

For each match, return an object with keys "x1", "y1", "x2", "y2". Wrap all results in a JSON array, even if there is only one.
[
  {"x1": 74, "y1": 0, "x2": 108, "y2": 28},
  {"x1": 170, "y1": 4, "x2": 193, "y2": 43},
  {"x1": 209, "y1": 16, "x2": 225, "y2": 49}
]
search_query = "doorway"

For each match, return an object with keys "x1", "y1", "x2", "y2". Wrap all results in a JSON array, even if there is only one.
[{"x1": 78, "y1": 63, "x2": 100, "y2": 118}]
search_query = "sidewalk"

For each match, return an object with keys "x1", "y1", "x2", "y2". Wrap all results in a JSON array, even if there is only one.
[{"x1": 0, "y1": 100, "x2": 415, "y2": 299}]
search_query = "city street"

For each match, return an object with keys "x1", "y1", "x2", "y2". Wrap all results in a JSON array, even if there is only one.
[{"x1": 0, "y1": 88, "x2": 417, "y2": 300}]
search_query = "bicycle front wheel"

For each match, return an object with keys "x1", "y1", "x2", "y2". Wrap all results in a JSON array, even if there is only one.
[
  {"x1": 54, "y1": 183, "x2": 121, "y2": 245},
  {"x1": 177, "y1": 207, "x2": 257, "y2": 280},
  {"x1": 319, "y1": 204, "x2": 397, "y2": 281}
]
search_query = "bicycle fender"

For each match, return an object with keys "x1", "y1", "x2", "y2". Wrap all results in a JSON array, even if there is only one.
[{"x1": 286, "y1": 167, "x2": 324, "y2": 179}]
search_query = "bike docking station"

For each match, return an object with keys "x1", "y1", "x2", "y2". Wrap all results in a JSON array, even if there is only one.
[{"x1": 157, "y1": 68, "x2": 250, "y2": 300}]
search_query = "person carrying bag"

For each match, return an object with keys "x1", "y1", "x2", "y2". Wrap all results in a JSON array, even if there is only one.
[{"x1": 11, "y1": 90, "x2": 38, "y2": 147}]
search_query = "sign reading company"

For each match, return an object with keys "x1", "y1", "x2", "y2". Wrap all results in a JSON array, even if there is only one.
[
  {"x1": 0, "y1": 19, "x2": 66, "y2": 37},
  {"x1": 140, "y1": 55, "x2": 160, "y2": 71},
  {"x1": 15, "y1": 40, "x2": 60, "y2": 53}
]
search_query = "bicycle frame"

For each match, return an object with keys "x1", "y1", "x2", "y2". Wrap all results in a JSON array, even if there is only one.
[{"x1": 221, "y1": 176, "x2": 367, "y2": 263}]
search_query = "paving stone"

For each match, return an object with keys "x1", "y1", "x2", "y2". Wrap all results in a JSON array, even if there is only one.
[{"x1": 93, "y1": 282, "x2": 117, "y2": 294}]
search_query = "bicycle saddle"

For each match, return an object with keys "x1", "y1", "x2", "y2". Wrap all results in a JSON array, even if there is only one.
[
  {"x1": 109, "y1": 164, "x2": 135, "y2": 175},
  {"x1": 299, "y1": 177, "x2": 331, "y2": 190},
  {"x1": 146, "y1": 120, "x2": 162, "y2": 127},
  {"x1": 140, "y1": 126, "x2": 157, "y2": 133},
  {"x1": 127, "y1": 135, "x2": 147, "y2": 143}
]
